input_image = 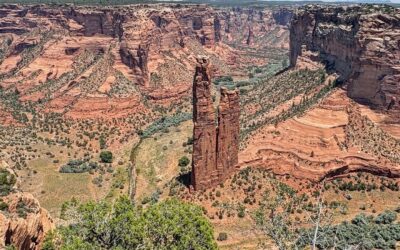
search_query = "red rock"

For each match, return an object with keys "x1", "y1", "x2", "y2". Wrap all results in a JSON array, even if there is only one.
[
  {"x1": 191, "y1": 57, "x2": 240, "y2": 190},
  {"x1": 290, "y1": 5, "x2": 400, "y2": 110},
  {"x1": 217, "y1": 87, "x2": 240, "y2": 181},
  {"x1": 191, "y1": 56, "x2": 218, "y2": 190}
]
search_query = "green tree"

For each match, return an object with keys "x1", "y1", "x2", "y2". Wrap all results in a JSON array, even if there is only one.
[
  {"x1": 100, "y1": 151, "x2": 113, "y2": 163},
  {"x1": 44, "y1": 197, "x2": 217, "y2": 250}
]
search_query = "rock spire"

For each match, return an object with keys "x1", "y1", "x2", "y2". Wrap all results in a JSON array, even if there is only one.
[{"x1": 191, "y1": 56, "x2": 240, "y2": 190}]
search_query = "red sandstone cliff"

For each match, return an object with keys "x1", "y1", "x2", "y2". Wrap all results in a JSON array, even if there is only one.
[
  {"x1": 0, "y1": 4, "x2": 290, "y2": 119},
  {"x1": 290, "y1": 5, "x2": 400, "y2": 110}
]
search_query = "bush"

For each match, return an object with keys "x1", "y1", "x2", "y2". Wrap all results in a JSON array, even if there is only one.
[
  {"x1": 375, "y1": 210, "x2": 397, "y2": 224},
  {"x1": 0, "y1": 169, "x2": 16, "y2": 196},
  {"x1": 59, "y1": 160, "x2": 98, "y2": 173},
  {"x1": 298, "y1": 211, "x2": 400, "y2": 249},
  {"x1": 100, "y1": 151, "x2": 113, "y2": 163},
  {"x1": 45, "y1": 197, "x2": 218, "y2": 250},
  {"x1": 0, "y1": 199, "x2": 8, "y2": 211},
  {"x1": 178, "y1": 156, "x2": 190, "y2": 167},
  {"x1": 217, "y1": 232, "x2": 228, "y2": 241}
]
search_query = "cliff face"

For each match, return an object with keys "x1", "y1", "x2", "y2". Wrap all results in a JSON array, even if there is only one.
[
  {"x1": 290, "y1": 5, "x2": 400, "y2": 110},
  {"x1": 191, "y1": 57, "x2": 240, "y2": 190},
  {"x1": 0, "y1": 4, "x2": 290, "y2": 119}
]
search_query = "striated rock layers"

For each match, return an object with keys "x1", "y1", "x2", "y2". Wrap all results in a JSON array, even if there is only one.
[
  {"x1": 191, "y1": 56, "x2": 240, "y2": 190},
  {"x1": 0, "y1": 4, "x2": 291, "y2": 119},
  {"x1": 290, "y1": 5, "x2": 400, "y2": 110}
]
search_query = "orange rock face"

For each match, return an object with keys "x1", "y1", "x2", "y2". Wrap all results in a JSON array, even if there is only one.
[
  {"x1": 290, "y1": 5, "x2": 400, "y2": 110},
  {"x1": 191, "y1": 57, "x2": 240, "y2": 190},
  {"x1": 217, "y1": 87, "x2": 240, "y2": 181},
  {"x1": 0, "y1": 4, "x2": 291, "y2": 121},
  {"x1": 192, "y1": 56, "x2": 218, "y2": 190}
]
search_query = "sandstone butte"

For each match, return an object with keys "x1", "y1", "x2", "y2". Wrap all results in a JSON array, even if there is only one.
[{"x1": 191, "y1": 56, "x2": 240, "y2": 190}]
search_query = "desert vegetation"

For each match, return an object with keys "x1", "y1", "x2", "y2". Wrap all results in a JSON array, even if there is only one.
[{"x1": 43, "y1": 196, "x2": 217, "y2": 250}]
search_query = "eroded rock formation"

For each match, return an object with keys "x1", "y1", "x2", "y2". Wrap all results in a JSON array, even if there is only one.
[
  {"x1": 0, "y1": 4, "x2": 291, "y2": 119},
  {"x1": 290, "y1": 5, "x2": 400, "y2": 110},
  {"x1": 0, "y1": 162, "x2": 54, "y2": 250},
  {"x1": 192, "y1": 56, "x2": 218, "y2": 189},
  {"x1": 217, "y1": 87, "x2": 240, "y2": 181},
  {"x1": 191, "y1": 56, "x2": 240, "y2": 190}
]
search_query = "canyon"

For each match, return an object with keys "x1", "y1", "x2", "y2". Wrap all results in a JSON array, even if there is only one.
[
  {"x1": 240, "y1": 4, "x2": 400, "y2": 183},
  {"x1": 0, "y1": 3, "x2": 290, "y2": 119},
  {"x1": 0, "y1": 2, "x2": 399, "y2": 249}
]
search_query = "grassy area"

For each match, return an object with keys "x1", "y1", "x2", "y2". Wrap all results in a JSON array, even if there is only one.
[
  {"x1": 22, "y1": 157, "x2": 92, "y2": 216},
  {"x1": 133, "y1": 120, "x2": 193, "y2": 202}
]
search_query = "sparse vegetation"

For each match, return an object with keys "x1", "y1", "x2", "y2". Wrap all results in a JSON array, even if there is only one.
[{"x1": 0, "y1": 169, "x2": 16, "y2": 196}]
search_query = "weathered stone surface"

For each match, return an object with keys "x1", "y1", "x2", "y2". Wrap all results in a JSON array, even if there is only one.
[
  {"x1": 0, "y1": 4, "x2": 290, "y2": 119},
  {"x1": 217, "y1": 87, "x2": 240, "y2": 181},
  {"x1": 191, "y1": 56, "x2": 218, "y2": 190},
  {"x1": 191, "y1": 57, "x2": 240, "y2": 190},
  {"x1": 0, "y1": 162, "x2": 54, "y2": 250},
  {"x1": 290, "y1": 5, "x2": 400, "y2": 110}
]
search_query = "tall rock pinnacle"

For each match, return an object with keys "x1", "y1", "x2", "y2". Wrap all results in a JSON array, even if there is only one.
[
  {"x1": 192, "y1": 56, "x2": 218, "y2": 190},
  {"x1": 191, "y1": 56, "x2": 240, "y2": 190}
]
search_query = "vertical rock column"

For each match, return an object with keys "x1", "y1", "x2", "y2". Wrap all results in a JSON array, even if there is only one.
[
  {"x1": 191, "y1": 57, "x2": 240, "y2": 191},
  {"x1": 217, "y1": 87, "x2": 240, "y2": 181},
  {"x1": 191, "y1": 56, "x2": 219, "y2": 190}
]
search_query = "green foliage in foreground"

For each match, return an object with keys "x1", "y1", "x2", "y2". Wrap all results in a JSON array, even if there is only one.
[
  {"x1": 43, "y1": 196, "x2": 217, "y2": 250},
  {"x1": 298, "y1": 210, "x2": 400, "y2": 250}
]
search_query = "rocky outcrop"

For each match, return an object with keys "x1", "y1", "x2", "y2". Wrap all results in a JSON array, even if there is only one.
[
  {"x1": 0, "y1": 4, "x2": 290, "y2": 119},
  {"x1": 0, "y1": 193, "x2": 54, "y2": 250},
  {"x1": 191, "y1": 56, "x2": 240, "y2": 190},
  {"x1": 290, "y1": 5, "x2": 400, "y2": 110},
  {"x1": 0, "y1": 162, "x2": 54, "y2": 250}
]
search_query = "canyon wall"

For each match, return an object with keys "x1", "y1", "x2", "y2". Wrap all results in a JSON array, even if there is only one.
[
  {"x1": 0, "y1": 4, "x2": 291, "y2": 119},
  {"x1": 290, "y1": 5, "x2": 400, "y2": 110},
  {"x1": 192, "y1": 57, "x2": 240, "y2": 190}
]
